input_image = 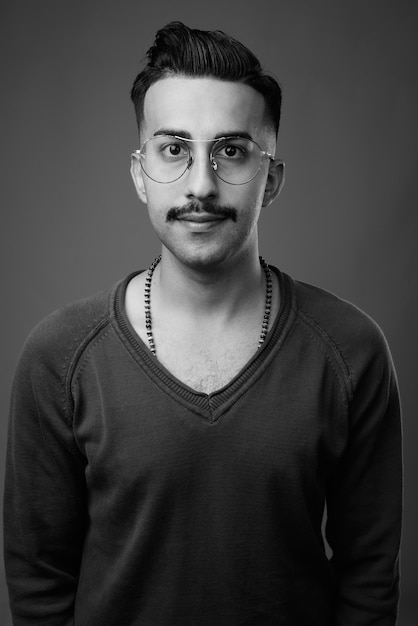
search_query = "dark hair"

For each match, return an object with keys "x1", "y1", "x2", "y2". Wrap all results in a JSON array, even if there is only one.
[{"x1": 131, "y1": 21, "x2": 282, "y2": 135}]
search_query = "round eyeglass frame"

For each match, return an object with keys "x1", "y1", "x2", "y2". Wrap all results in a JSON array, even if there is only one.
[{"x1": 132, "y1": 134, "x2": 276, "y2": 185}]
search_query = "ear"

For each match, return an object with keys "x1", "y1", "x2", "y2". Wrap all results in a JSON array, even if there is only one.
[
  {"x1": 262, "y1": 160, "x2": 285, "y2": 208},
  {"x1": 130, "y1": 152, "x2": 148, "y2": 205}
]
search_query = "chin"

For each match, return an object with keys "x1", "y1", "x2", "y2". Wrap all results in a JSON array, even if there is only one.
[{"x1": 166, "y1": 245, "x2": 236, "y2": 272}]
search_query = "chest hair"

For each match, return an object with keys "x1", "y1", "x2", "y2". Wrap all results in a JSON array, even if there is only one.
[{"x1": 155, "y1": 330, "x2": 259, "y2": 393}]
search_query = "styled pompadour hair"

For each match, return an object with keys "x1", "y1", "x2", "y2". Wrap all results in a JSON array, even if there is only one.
[{"x1": 131, "y1": 21, "x2": 282, "y2": 135}]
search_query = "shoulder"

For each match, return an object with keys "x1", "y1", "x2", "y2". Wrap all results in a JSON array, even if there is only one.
[
  {"x1": 291, "y1": 277, "x2": 384, "y2": 343},
  {"x1": 283, "y1": 273, "x2": 395, "y2": 393},
  {"x1": 8, "y1": 283, "x2": 120, "y2": 439},
  {"x1": 15, "y1": 280, "x2": 125, "y2": 386},
  {"x1": 25, "y1": 289, "x2": 110, "y2": 355}
]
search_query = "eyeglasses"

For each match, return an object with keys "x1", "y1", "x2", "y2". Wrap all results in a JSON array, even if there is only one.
[{"x1": 133, "y1": 135, "x2": 275, "y2": 185}]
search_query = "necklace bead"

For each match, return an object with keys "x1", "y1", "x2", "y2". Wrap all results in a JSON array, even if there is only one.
[{"x1": 144, "y1": 256, "x2": 272, "y2": 356}]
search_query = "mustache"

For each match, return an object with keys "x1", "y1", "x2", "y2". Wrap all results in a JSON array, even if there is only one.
[{"x1": 166, "y1": 202, "x2": 237, "y2": 222}]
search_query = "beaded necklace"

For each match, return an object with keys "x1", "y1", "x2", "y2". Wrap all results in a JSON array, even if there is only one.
[{"x1": 144, "y1": 255, "x2": 272, "y2": 356}]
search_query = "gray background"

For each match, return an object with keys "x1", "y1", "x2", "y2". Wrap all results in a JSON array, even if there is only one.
[{"x1": 1, "y1": 0, "x2": 417, "y2": 623}]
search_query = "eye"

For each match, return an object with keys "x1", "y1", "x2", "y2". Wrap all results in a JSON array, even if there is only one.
[
  {"x1": 166, "y1": 144, "x2": 183, "y2": 156},
  {"x1": 214, "y1": 140, "x2": 247, "y2": 160},
  {"x1": 158, "y1": 140, "x2": 189, "y2": 160}
]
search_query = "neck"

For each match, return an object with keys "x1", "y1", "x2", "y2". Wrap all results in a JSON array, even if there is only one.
[
  {"x1": 143, "y1": 249, "x2": 273, "y2": 358},
  {"x1": 155, "y1": 248, "x2": 264, "y2": 317}
]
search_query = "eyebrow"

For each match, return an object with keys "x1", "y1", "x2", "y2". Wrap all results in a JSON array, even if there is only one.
[{"x1": 153, "y1": 128, "x2": 254, "y2": 141}]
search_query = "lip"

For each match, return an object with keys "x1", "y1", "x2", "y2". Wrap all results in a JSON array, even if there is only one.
[
  {"x1": 175, "y1": 213, "x2": 227, "y2": 232},
  {"x1": 176, "y1": 212, "x2": 226, "y2": 223}
]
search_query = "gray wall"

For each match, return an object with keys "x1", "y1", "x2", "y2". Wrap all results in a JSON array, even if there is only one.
[{"x1": 2, "y1": 1, "x2": 417, "y2": 623}]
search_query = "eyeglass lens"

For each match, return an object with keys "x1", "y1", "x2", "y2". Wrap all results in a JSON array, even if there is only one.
[{"x1": 139, "y1": 136, "x2": 264, "y2": 184}]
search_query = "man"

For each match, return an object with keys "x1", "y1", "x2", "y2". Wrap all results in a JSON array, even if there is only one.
[{"x1": 4, "y1": 21, "x2": 402, "y2": 625}]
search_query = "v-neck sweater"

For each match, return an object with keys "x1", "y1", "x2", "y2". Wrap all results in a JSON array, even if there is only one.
[{"x1": 4, "y1": 267, "x2": 402, "y2": 625}]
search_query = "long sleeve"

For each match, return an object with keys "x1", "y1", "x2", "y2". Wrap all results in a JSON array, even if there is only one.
[
  {"x1": 4, "y1": 319, "x2": 88, "y2": 625},
  {"x1": 326, "y1": 324, "x2": 402, "y2": 625}
]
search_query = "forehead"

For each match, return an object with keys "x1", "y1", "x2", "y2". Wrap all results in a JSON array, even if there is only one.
[{"x1": 142, "y1": 76, "x2": 269, "y2": 140}]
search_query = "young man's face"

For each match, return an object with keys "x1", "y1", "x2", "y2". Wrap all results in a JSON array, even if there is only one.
[{"x1": 131, "y1": 76, "x2": 283, "y2": 270}]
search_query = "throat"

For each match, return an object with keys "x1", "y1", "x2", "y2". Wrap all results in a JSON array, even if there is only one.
[
  {"x1": 144, "y1": 255, "x2": 273, "y2": 357},
  {"x1": 124, "y1": 256, "x2": 280, "y2": 395}
]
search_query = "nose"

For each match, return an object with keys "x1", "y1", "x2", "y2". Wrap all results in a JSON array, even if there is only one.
[{"x1": 183, "y1": 146, "x2": 219, "y2": 200}]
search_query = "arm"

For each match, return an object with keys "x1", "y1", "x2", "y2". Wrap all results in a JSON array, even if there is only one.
[
  {"x1": 4, "y1": 325, "x2": 87, "y2": 625},
  {"x1": 326, "y1": 328, "x2": 402, "y2": 625}
]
